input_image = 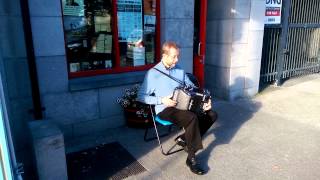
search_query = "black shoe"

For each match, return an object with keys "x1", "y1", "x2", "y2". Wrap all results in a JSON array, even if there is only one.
[{"x1": 186, "y1": 157, "x2": 206, "y2": 175}]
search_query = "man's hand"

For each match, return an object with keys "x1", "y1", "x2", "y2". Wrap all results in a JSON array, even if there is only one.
[
  {"x1": 161, "y1": 95, "x2": 177, "y2": 107},
  {"x1": 203, "y1": 99, "x2": 212, "y2": 111}
]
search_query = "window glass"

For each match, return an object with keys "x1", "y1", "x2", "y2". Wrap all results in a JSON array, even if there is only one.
[
  {"x1": 62, "y1": 0, "x2": 114, "y2": 72},
  {"x1": 117, "y1": 0, "x2": 156, "y2": 67},
  {"x1": 61, "y1": 0, "x2": 158, "y2": 77}
]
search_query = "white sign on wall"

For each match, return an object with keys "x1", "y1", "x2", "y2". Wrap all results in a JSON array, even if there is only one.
[{"x1": 265, "y1": 0, "x2": 282, "y2": 24}]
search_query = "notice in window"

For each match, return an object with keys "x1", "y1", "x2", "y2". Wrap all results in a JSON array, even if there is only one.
[
  {"x1": 117, "y1": 0, "x2": 143, "y2": 43},
  {"x1": 62, "y1": 0, "x2": 85, "y2": 16},
  {"x1": 94, "y1": 34, "x2": 112, "y2": 54},
  {"x1": 133, "y1": 47, "x2": 145, "y2": 66},
  {"x1": 94, "y1": 15, "x2": 112, "y2": 33},
  {"x1": 144, "y1": 15, "x2": 156, "y2": 33}
]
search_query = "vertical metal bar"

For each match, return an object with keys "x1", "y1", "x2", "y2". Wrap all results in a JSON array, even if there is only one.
[
  {"x1": 273, "y1": 29, "x2": 281, "y2": 80},
  {"x1": 300, "y1": 28, "x2": 306, "y2": 76},
  {"x1": 312, "y1": 0, "x2": 316, "y2": 23},
  {"x1": 303, "y1": 29, "x2": 310, "y2": 75},
  {"x1": 275, "y1": 0, "x2": 291, "y2": 85},
  {"x1": 291, "y1": 28, "x2": 298, "y2": 77},
  {"x1": 318, "y1": 0, "x2": 320, "y2": 23},
  {"x1": 307, "y1": 0, "x2": 311, "y2": 24},
  {"x1": 271, "y1": 29, "x2": 277, "y2": 81},
  {"x1": 268, "y1": 29, "x2": 276, "y2": 81},
  {"x1": 290, "y1": 0, "x2": 295, "y2": 23},
  {"x1": 296, "y1": 0, "x2": 301, "y2": 23},
  {"x1": 303, "y1": 0, "x2": 308, "y2": 23},
  {"x1": 283, "y1": 29, "x2": 290, "y2": 78},
  {"x1": 287, "y1": 28, "x2": 293, "y2": 77},
  {"x1": 270, "y1": 29, "x2": 276, "y2": 81},
  {"x1": 297, "y1": 29, "x2": 303, "y2": 76}
]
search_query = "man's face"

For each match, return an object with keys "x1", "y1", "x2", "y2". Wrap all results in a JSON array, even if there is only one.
[{"x1": 163, "y1": 48, "x2": 179, "y2": 69}]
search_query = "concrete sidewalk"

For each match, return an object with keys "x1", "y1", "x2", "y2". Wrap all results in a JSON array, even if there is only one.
[{"x1": 66, "y1": 74, "x2": 320, "y2": 180}]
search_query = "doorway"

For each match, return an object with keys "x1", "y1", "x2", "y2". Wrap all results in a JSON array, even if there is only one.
[{"x1": 193, "y1": 0, "x2": 207, "y2": 88}]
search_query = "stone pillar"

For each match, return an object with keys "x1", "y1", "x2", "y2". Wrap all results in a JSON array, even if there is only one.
[
  {"x1": 205, "y1": 0, "x2": 265, "y2": 100},
  {"x1": 29, "y1": 120, "x2": 68, "y2": 180},
  {"x1": 160, "y1": 0, "x2": 195, "y2": 73}
]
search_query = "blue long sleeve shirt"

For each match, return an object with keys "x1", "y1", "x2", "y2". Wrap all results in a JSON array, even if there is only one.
[{"x1": 137, "y1": 62, "x2": 194, "y2": 114}]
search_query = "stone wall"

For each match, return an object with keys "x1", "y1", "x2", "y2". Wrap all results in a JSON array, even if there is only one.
[{"x1": 205, "y1": 0, "x2": 265, "y2": 100}]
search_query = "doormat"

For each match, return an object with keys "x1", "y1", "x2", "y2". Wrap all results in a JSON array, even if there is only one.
[{"x1": 67, "y1": 142, "x2": 146, "y2": 180}]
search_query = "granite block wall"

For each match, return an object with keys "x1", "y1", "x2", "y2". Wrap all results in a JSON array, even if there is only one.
[{"x1": 206, "y1": 0, "x2": 265, "y2": 100}]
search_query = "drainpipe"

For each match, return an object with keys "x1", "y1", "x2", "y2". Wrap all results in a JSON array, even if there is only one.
[{"x1": 20, "y1": 0, "x2": 43, "y2": 119}]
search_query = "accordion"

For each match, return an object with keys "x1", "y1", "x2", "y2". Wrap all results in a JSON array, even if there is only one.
[{"x1": 172, "y1": 86, "x2": 211, "y2": 114}]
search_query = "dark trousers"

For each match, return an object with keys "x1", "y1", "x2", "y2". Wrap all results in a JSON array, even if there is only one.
[{"x1": 158, "y1": 107, "x2": 217, "y2": 154}]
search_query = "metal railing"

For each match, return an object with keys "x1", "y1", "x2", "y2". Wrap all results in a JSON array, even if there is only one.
[{"x1": 260, "y1": 0, "x2": 320, "y2": 84}]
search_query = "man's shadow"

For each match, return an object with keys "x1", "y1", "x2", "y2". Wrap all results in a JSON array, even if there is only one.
[{"x1": 198, "y1": 77, "x2": 262, "y2": 171}]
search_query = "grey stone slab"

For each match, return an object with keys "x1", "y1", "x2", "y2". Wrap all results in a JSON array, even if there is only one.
[
  {"x1": 232, "y1": 19, "x2": 249, "y2": 43},
  {"x1": 73, "y1": 115, "x2": 125, "y2": 137},
  {"x1": 29, "y1": 120, "x2": 68, "y2": 180},
  {"x1": 229, "y1": 88, "x2": 245, "y2": 100},
  {"x1": 206, "y1": 20, "x2": 233, "y2": 43},
  {"x1": 230, "y1": 43, "x2": 248, "y2": 68},
  {"x1": 234, "y1": 0, "x2": 251, "y2": 19},
  {"x1": 31, "y1": 17, "x2": 65, "y2": 56},
  {"x1": 161, "y1": 19, "x2": 194, "y2": 47},
  {"x1": 249, "y1": 0, "x2": 265, "y2": 31},
  {"x1": 69, "y1": 71, "x2": 146, "y2": 91},
  {"x1": 161, "y1": 0, "x2": 194, "y2": 19},
  {"x1": 205, "y1": 65, "x2": 230, "y2": 91},
  {"x1": 245, "y1": 60, "x2": 261, "y2": 89},
  {"x1": 0, "y1": 0, "x2": 21, "y2": 16},
  {"x1": 178, "y1": 47, "x2": 193, "y2": 73},
  {"x1": 4, "y1": 58, "x2": 32, "y2": 99},
  {"x1": 244, "y1": 86, "x2": 259, "y2": 97},
  {"x1": 247, "y1": 30, "x2": 264, "y2": 60},
  {"x1": 29, "y1": 0, "x2": 62, "y2": 17},
  {"x1": 29, "y1": 120, "x2": 62, "y2": 139},
  {"x1": 99, "y1": 85, "x2": 130, "y2": 118},
  {"x1": 36, "y1": 56, "x2": 68, "y2": 95},
  {"x1": 73, "y1": 118, "x2": 108, "y2": 137},
  {"x1": 230, "y1": 67, "x2": 246, "y2": 91},
  {"x1": 42, "y1": 90, "x2": 99, "y2": 125},
  {"x1": 207, "y1": 0, "x2": 234, "y2": 20},
  {"x1": 105, "y1": 114, "x2": 126, "y2": 129},
  {"x1": 0, "y1": 17, "x2": 27, "y2": 58},
  {"x1": 206, "y1": 43, "x2": 232, "y2": 67},
  {"x1": 59, "y1": 124, "x2": 73, "y2": 141}
]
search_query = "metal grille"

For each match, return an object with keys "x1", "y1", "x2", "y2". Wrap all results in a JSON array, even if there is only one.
[
  {"x1": 283, "y1": 28, "x2": 320, "y2": 78},
  {"x1": 260, "y1": 0, "x2": 320, "y2": 85},
  {"x1": 289, "y1": 0, "x2": 320, "y2": 24},
  {"x1": 260, "y1": 28, "x2": 281, "y2": 83}
]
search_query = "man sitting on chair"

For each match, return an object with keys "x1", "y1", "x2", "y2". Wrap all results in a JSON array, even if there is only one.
[{"x1": 137, "y1": 41, "x2": 217, "y2": 175}]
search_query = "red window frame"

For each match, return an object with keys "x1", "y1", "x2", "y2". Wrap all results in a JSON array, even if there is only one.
[{"x1": 65, "y1": 0, "x2": 161, "y2": 78}]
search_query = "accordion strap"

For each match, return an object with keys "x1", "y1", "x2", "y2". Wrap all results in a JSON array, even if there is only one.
[{"x1": 153, "y1": 68, "x2": 186, "y2": 86}]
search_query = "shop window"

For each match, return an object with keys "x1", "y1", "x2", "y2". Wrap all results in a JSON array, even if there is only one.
[{"x1": 61, "y1": 0, "x2": 159, "y2": 78}]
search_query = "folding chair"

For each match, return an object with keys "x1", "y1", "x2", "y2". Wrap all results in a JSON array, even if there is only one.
[
  {"x1": 144, "y1": 105, "x2": 184, "y2": 156},
  {"x1": 143, "y1": 73, "x2": 199, "y2": 155}
]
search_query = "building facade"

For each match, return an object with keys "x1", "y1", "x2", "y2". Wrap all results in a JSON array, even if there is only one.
[{"x1": 0, "y1": 0, "x2": 265, "y2": 178}]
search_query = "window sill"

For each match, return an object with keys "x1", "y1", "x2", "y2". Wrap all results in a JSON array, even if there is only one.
[{"x1": 69, "y1": 71, "x2": 147, "y2": 91}]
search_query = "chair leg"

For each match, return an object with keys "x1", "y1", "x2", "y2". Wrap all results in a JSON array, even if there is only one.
[{"x1": 145, "y1": 124, "x2": 184, "y2": 156}]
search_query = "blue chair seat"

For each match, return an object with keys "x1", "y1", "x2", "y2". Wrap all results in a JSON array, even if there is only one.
[{"x1": 155, "y1": 116, "x2": 173, "y2": 126}]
